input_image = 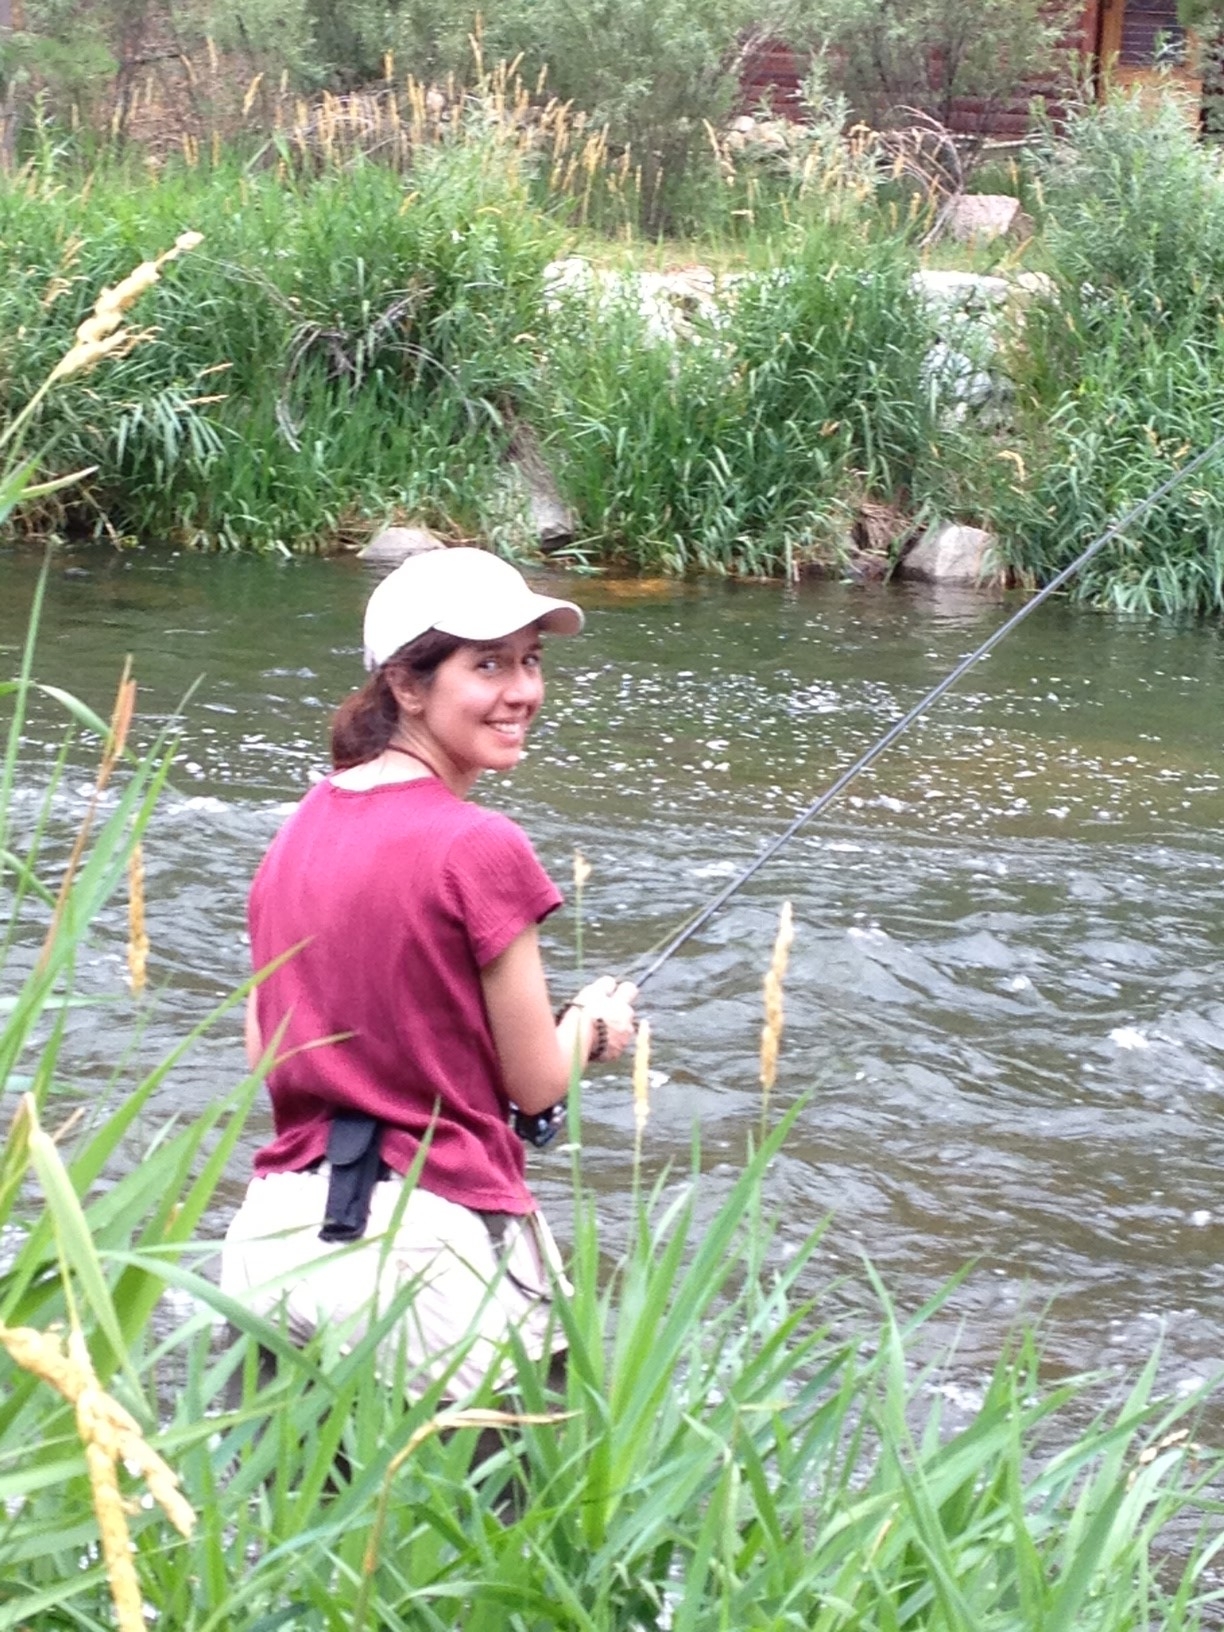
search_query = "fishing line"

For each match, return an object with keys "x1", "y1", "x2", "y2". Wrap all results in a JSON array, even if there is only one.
[{"x1": 631, "y1": 433, "x2": 1224, "y2": 991}]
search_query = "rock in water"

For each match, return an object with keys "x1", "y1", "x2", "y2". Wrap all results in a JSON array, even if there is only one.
[
  {"x1": 899, "y1": 523, "x2": 1000, "y2": 586},
  {"x1": 359, "y1": 526, "x2": 446, "y2": 563}
]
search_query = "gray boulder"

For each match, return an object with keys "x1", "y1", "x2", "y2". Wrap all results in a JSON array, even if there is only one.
[
  {"x1": 899, "y1": 523, "x2": 1000, "y2": 586},
  {"x1": 938, "y1": 194, "x2": 1033, "y2": 247},
  {"x1": 359, "y1": 526, "x2": 446, "y2": 563},
  {"x1": 507, "y1": 420, "x2": 579, "y2": 551}
]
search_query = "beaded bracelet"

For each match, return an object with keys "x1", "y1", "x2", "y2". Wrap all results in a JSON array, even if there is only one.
[
  {"x1": 587, "y1": 1017, "x2": 610, "y2": 1062},
  {"x1": 556, "y1": 1000, "x2": 610, "y2": 1063}
]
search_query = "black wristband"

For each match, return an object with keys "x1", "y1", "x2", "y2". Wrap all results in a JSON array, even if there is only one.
[{"x1": 512, "y1": 1101, "x2": 567, "y2": 1148}]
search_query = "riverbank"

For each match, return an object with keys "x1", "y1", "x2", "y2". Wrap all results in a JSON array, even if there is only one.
[{"x1": 3, "y1": 88, "x2": 1224, "y2": 612}]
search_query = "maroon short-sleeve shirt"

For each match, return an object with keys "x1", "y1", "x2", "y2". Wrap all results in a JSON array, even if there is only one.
[{"x1": 248, "y1": 777, "x2": 562, "y2": 1213}]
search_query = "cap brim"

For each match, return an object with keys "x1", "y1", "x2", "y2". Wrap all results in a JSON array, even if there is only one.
[{"x1": 433, "y1": 594, "x2": 584, "y2": 641}]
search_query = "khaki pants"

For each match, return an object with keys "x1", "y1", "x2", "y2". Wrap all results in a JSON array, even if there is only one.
[{"x1": 220, "y1": 1168, "x2": 569, "y2": 1401}]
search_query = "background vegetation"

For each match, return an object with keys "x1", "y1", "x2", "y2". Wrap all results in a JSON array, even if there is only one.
[{"x1": 4, "y1": 7, "x2": 1224, "y2": 611}]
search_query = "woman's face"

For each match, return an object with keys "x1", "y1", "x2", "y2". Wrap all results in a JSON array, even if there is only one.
[{"x1": 399, "y1": 624, "x2": 545, "y2": 792}]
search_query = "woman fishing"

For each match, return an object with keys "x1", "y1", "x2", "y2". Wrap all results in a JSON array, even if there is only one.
[{"x1": 221, "y1": 547, "x2": 638, "y2": 1401}]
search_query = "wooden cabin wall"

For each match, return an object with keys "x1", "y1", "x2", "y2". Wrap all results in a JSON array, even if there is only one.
[{"x1": 736, "y1": 0, "x2": 1199, "y2": 141}]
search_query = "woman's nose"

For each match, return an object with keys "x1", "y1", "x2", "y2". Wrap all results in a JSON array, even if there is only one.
[{"x1": 504, "y1": 662, "x2": 543, "y2": 705}]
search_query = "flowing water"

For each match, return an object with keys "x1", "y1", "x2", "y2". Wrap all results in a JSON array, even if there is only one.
[{"x1": 5, "y1": 543, "x2": 1224, "y2": 1409}]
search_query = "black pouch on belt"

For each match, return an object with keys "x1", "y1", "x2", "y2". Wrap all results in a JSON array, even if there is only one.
[{"x1": 318, "y1": 1111, "x2": 388, "y2": 1243}]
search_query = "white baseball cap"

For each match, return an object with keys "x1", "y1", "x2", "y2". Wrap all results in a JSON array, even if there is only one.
[{"x1": 362, "y1": 547, "x2": 584, "y2": 671}]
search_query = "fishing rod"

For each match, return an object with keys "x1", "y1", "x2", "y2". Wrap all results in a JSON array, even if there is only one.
[{"x1": 631, "y1": 433, "x2": 1224, "y2": 992}]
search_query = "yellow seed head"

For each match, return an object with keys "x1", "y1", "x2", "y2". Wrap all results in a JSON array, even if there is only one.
[
  {"x1": 86, "y1": 1441, "x2": 145, "y2": 1632},
  {"x1": 138, "y1": 1452, "x2": 196, "y2": 1539},
  {"x1": 759, "y1": 901, "x2": 795, "y2": 1101},
  {"x1": 127, "y1": 842, "x2": 148, "y2": 995},
  {"x1": 48, "y1": 329, "x2": 131, "y2": 382},
  {"x1": 632, "y1": 1019, "x2": 651, "y2": 1138},
  {"x1": 95, "y1": 259, "x2": 161, "y2": 319},
  {"x1": 0, "y1": 1323, "x2": 89, "y2": 1402},
  {"x1": 74, "y1": 311, "x2": 123, "y2": 346},
  {"x1": 573, "y1": 848, "x2": 591, "y2": 890}
]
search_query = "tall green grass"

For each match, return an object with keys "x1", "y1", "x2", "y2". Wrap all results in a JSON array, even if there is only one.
[
  {"x1": 541, "y1": 233, "x2": 935, "y2": 575},
  {"x1": 0, "y1": 133, "x2": 939, "y2": 569},
  {"x1": 0, "y1": 140, "x2": 558, "y2": 551},
  {"x1": 944, "y1": 93, "x2": 1224, "y2": 615},
  {"x1": 9, "y1": 88, "x2": 1224, "y2": 610}
]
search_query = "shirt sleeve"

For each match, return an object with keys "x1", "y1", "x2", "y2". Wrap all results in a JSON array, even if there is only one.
[{"x1": 443, "y1": 812, "x2": 564, "y2": 968}]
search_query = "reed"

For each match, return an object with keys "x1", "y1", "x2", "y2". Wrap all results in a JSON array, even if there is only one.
[
  {"x1": 542, "y1": 224, "x2": 936, "y2": 574},
  {"x1": 0, "y1": 142, "x2": 558, "y2": 551},
  {"x1": 926, "y1": 91, "x2": 1224, "y2": 616}
]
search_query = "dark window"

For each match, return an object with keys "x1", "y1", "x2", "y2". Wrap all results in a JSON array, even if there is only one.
[{"x1": 1120, "y1": 2, "x2": 1186, "y2": 65}]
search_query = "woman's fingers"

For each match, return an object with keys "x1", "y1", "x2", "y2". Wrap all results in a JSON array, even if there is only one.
[{"x1": 570, "y1": 974, "x2": 642, "y2": 1060}]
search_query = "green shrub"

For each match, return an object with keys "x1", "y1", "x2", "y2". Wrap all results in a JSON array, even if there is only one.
[
  {"x1": 960, "y1": 93, "x2": 1224, "y2": 615},
  {"x1": 1038, "y1": 91, "x2": 1224, "y2": 329}
]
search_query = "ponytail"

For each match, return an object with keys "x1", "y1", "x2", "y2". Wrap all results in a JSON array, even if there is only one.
[
  {"x1": 330, "y1": 671, "x2": 399, "y2": 770},
  {"x1": 330, "y1": 629, "x2": 468, "y2": 770}
]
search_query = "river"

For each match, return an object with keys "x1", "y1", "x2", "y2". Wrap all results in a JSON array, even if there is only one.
[{"x1": 4, "y1": 542, "x2": 1224, "y2": 1410}]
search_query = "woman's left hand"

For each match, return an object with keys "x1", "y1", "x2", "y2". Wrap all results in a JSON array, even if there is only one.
[{"x1": 572, "y1": 974, "x2": 639, "y2": 1062}]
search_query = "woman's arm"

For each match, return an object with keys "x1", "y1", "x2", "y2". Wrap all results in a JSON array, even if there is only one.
[
  {"x1": 481, "y1": 925, "x2": 638, "y2": 1115},
  {"x1": 244, "y1": 989, "x2": 263, "y2": 1072}
]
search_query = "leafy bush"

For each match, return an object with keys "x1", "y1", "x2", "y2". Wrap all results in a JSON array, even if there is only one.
[
  {"x1": 800, "y1": 0, "x2": 1079, "y2": 135},
  {"x1": 964, "y1": 94, "x2": 1224, "y2": 614},
  {"x1": 1038, "y1": 91, "x2": 1224, "y2": 329}
]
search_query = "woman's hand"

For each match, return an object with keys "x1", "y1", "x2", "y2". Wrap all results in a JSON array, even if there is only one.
[
  {"x1": 483, "y1": 932, "x2": 642, "y2": 1114},
  {"x1": 568, "y1": 974, "x2": 639, "y2": 1062}
]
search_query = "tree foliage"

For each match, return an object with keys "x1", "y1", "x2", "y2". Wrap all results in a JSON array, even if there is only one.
[
  {"x1": 802, "y1": 0, "x2": 1080, "y2": 132},
  {"x1": 3, "y1": 0, "x2": 1076, "y2": 225}
]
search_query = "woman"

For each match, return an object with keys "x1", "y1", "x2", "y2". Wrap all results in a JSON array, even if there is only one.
[{"x1": 221, "y1": 547, "x2": 638, "y2": 1401}]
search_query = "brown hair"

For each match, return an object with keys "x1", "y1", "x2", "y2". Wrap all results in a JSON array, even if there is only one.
[{"x1": 330, "y1": 629, "x2": 468, "y2": 770}]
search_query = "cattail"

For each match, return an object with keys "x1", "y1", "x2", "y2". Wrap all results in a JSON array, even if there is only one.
[
  {"x1": 127, "y1": 843, "x2": 148, "y2": 995},
  {"x1": 759, "y1": 902, "x2": 795, "y2": 1124},
  {"x1": 632, "y1": 1018, "x2": 651, "y2": 1141},
  {"x1": 50, "y1": 233, "x2": 203, "y2": 384}
]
